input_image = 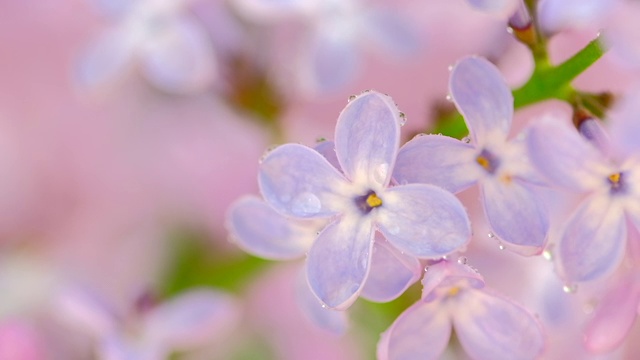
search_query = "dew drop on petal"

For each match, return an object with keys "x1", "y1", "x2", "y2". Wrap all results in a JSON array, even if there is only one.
[
  {"x1": 398, "y1": 112, "x2": 407, "y2": 126},
  {"x1": 373, "y1": 163, "x2": 389, "y2": 185},
  {"x1": 498, "y1": 242, "x2": 505, "y2": 250},
  {"x1": 563, "y1": 284, "x2": 578, "y2": 293},
  {"x1": 445, "y1": 94, "x2": 452, "y2": 102},
  {"x1": 424, "y1": 266, "x2": 429, "y2": 272},
  {"x1": 457, "y1": 256, "x2": 467, "y2": 265},
  {"x1": 506, "y1": 26, "x2": 514, "y2": 34},
  {"x1": 447, "y1": 64, "x2": 453, "y2": 71},
  {"x1": 348, "y1": 94, "x2": 357, "y2": 102},
  {"x1": 487, "y1": 232, "x2": 495, "y2": 238},
  {"x1": 462, "y1": 136, "x2": 471, "y2": 144},
  {"x1": 542, "y1": 246, "x2": 554, "y2": 261},
  {"x1": 291, "y1": 192, "x2": 321, "y2": 216},
  {"x1": 321, "y1": 303, "x2": 327, "y2": 309}
]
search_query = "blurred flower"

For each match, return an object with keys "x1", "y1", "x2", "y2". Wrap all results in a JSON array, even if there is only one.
[
  {"x1": 393, "y1": 56, "x2": 549, "y2": 255},
  {"x1": 527, "y1": 117, "x2": 640, "y2": 282},
  {"x1": 78, "y1": 0, "x2": 217, "y2": 93},
  {"x1": 233, "y1": 0, "x2": 421, "y2": 95},
  {"x1": 0, "y1": 319, "x2": 47, "y2": 360},
  {"x1": 377, "y1": 258, "x2": 545, "y2": 360},
  {"x1": 56, "y1": 285, "x2": 239, "y2": 359},
  {"x1": 259, "y1": 91, "x2": 470, "y2": 309}
]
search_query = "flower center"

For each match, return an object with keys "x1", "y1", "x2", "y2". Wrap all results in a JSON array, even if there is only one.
[
  {"x1": 608, "y1": 172, "x2": 625, "y2": 194},
  {"x1": 475, "y1": 149, "x2": 500, "y2": 174},
  {"x1": 446, "y1": 286, "x2": 460, "y2": 297},
  {"x1": 355, "y1": 190, "x2": 383, "y2": 214}
]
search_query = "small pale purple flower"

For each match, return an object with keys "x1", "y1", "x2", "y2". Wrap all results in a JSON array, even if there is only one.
[
  {"x1": 259, "y1": 91, "x2": 471, "y2": 309},
  {"x1": 78, "y1": 0, "x2": 217, "y2": 94},
  {"x1": 226, "y1": 193, "x2": 423, "y2": 333},
  {"x1": 393, "y1": 56, "x2": 549, "y2": 255},
  {"x1": 527, "y1": 117, "x2": 640, "y2": 282},
  {"x1": 377, "y1": 258, "x2": 545, "y2": 360},
  {"x1": 56, "y1": 285, "x2": 239, "y2": 360}
]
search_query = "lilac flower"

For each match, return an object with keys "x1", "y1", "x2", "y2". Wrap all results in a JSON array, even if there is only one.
[
  {"x1": 583, "y1": 272, "x2": 640, "y2": 353},
  {"x1": 232, "y1": 0, "x2": 420, "y2": 94},
  {"x1": 527, "y1": 117, "x2": 640, "y2": 282},
  {"x1": 377, "y1": 259, "x2": 545, "y2": 360},
  {"x1": 393, "y1": 56, "x2": 549, "y2": 255},
  {"x1": 78, "y1": 0, "x2": 217, "y2": 94},
  {"x1": 56, "y1": 285, "x2": 239, "y2": 360},
  {"x1": 226, "y1": 194, "x2": 422, "y2": 333},
  {"x1": 259, "y1": 91, "x2": 471, "y2": 309}
]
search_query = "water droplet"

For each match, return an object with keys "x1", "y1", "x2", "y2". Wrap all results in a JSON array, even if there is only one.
[
  {"x1": 457, "y1": 256, "x2": 467, "y2": 265},
  {"x1": 462, "y1": 136, "x2": 471, "y2": 144},
  {"x1": 373, "y1": 163, "x2": 389, "y2": 185},
  {"x1": 506, "y1": 26, "x2": 514, "y2": 34},
  {"x1": 321, "y1": 304, "x2": 327, "y2": 309},
  {"x1": 563, "y1": 284, "x2": 578, "y2": 293},
  {"x1": 259, "y1": 145, "x2": 279, "y2": 164},
  {"x1": 442, "y1": 255, "x2": 449, "y2": 260},
  {"x1": 412, "y1": 133, "x2": 425, "y2": 140},
  {"x1": 487, "y1": 232, "x2": 495, "y2": 238},
  {"x1": 445, "y1": 94, "x2": 452, "y2": 102},
  {"x1": 498, "y1": 243, "x2": 505, "y2": 250},
  {"x1": 447, "y1": 64, "x2": 453, "y2": 71},
  {"x1": 398, "y1": 112, "x2": 407, "y2": 126},
  {"x1": 348, "y1": 94, "x2": 357, "y2": 102},
  {"x1": 291, "y1": 192, "x2": 321, "y2": 216},
  {"x1": 424, "y1": 265, "x2": 429, "y2": 272},
  {"x1": 542, "y1": 246, "x2": 554, "y2": 261}
]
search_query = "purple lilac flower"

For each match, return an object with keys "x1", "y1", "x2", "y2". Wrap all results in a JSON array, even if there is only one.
[
  {"x1": 527, "y1": 117, "x2": 640, "y2": 282},
  {"x1": 78, "y1": 0, "x2": 217, "y2": 94},
  {"x1": 258, "y1": 91, "x2": 471, "y2": 309},
  {"x1": 377, "y1": 258, "x2": 545, "y2": 360},
  {"x1": 56, "y1": 285, "x2": 239, "y2": 360},
  {"x1": 393, "y1": 56, "x2": 549, "y2": 255}
]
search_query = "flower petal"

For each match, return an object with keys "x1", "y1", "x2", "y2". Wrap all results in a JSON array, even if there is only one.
[
  {"x1": 143, "y1": 289, "x2": 239, "y2": 351},
  {"x1": 295, "y1": 268, "x2": 348, "y2": 335},
  {"x1": 578, "y1": 118, "x2": 612, "y2": 156},
  {"x1": 559, "y1": 195, "x2": 627, "y2": 282},
  {"x1": 480, "y1": 178, "x2": 548, "y2": 254},
  {"x1": 466, "y1": 0, "x2": 518, "y2": 13},
  {"x1": 334, "y1": 91, "x2": 401, "y2": 187},
  {"x1": 54, "y1": 285, "x2": 119, "y2": 338},
  {"x1": 453, "y1": 289, "x2": 545, "y2": 360},
  {"x1": 526, "y1": 118, "x2": 611, "y2": 191},
  {"x1": 313, "y1": 140, "x2": 340, "y2": 171},
  {"x1": 393, "y1": 134, "x2": 480, "y2": 193},
  {"x1": 584, "y1": 276, "x2": 640, "y2": 353},
  {"x1": 421, "y1": 260, "x2": 484, "y2": 302},
  {"x1": 377, "y1": 300, "x2": 451, "y2": 360},
  {"x1": 449, "y1": 56, "x2": 513, "y2": 145},
  {"x1": 259, "y1": 144, "x2": 348, "y2": 218},
  {"x1": 226, "y1": 196, "x2": 314, "y2": 260},
  {"x1": 76, "y1": 28, "x2": 135, "y2": 89},
  {"x1": 140, "y1": 17, "x2": 217, "y2": 93},
  {"x1": 363, "y1": 8, "x2": 421, "y2": 56},
  {"x1": 361, "y1": 238, "x2": 422, "y2": 303},
  {"x1": 306, "y1": 216, "x2": 374, "y2": 310},
  {"x1": 376, "y1": 184, "x2": 471, "y2": 258},
  {"x1": 299, "y1": 33, "x2": 358, "y2": 94}
]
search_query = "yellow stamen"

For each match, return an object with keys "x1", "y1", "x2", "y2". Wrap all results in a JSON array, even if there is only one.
[
  {"x1": 447, "y1": 287, "x2": 460, "y2": 297},
  {"x1": 366, "y1": 193, "x2": 383, "y2": 208},
  {"x1": 476, "y1": 155, "x2": 490, "y2": 170},
  {"x1": 609, "y1": 173, "x2": 621, "y2": 184}
]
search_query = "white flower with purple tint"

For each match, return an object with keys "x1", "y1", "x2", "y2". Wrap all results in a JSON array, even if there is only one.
[
  {"x1": 258, "y1": 91, "x2": 471, "y2": 309},
  {"x1": 527, "y1": 117, "x2": 640, "y2": 283},
  {"x1": 78, "y1": 0, "x2": 217, "y2": 94},
  {"x1": 393, "y1": 56, "x2": 549, "y2": 255},
  {"x1": 377, "y1": 258, "x2": 545, "y2": 360},
  {"x1": 56, "y1": 285, "x2": 239, "y2": 360}
]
